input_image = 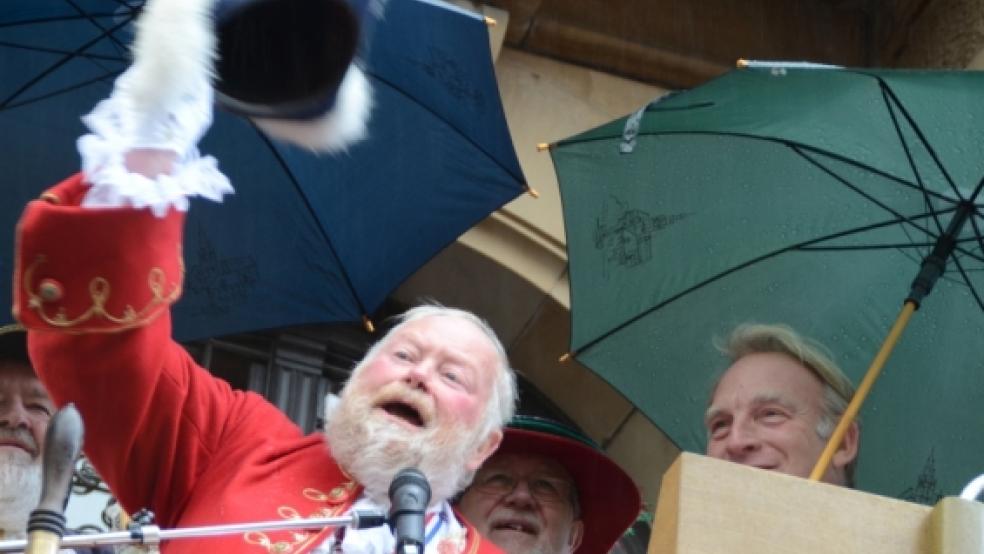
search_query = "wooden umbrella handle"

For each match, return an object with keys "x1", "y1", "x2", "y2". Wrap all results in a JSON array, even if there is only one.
[{"x1": 809, "y1": 301, "x2": 917, "y2": 481}]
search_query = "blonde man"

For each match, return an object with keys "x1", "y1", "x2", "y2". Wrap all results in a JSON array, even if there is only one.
[{"x1": 704, "y1": 323, "x2": 860, "y2": 487}]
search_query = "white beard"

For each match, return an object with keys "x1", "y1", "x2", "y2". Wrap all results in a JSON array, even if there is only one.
[
  {"x1": 324, "y1": 384, "x2": 483, "y2": 508},
  {"x1": 0, "y1": 449, "x2": 42, "y2": 538}
]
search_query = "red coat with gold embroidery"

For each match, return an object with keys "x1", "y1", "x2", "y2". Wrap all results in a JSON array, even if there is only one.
[{"x1": 14, "y1": 173, "x2": 503, "y2": 554}]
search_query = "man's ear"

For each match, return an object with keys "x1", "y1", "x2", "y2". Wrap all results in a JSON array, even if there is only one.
[
  {"x1": 466, "y1": 429, "x2": 502, "y2": 472},
  {"x1": 832, "y1": 421, "x2": 860, "y2": 470},
  {"x1": 568, "y1": 519, "x2": 585, "y2": 551}
]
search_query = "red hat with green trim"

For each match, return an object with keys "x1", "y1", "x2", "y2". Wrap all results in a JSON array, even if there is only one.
[{"x1": 495, "y1": 416, "x2": 642, "y2": 554}]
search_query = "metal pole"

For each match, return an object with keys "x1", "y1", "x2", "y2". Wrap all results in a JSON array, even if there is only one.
[{"x1": 0, "y1": 510, "x2": 387, "y2": 552}]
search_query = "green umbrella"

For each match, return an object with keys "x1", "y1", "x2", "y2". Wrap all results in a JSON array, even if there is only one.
[{"x1": 551, "y1": 64, "x2": 984, "y2": 501}]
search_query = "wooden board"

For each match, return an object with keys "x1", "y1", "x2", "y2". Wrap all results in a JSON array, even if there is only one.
[{"x1": 650, "y1": 453, "x2": 932, "y2": 554}]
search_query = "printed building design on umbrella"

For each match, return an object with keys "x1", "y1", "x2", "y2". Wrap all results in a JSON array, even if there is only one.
[{"x1": 593, "y1": 195, "x2": 690, "y2": 278}]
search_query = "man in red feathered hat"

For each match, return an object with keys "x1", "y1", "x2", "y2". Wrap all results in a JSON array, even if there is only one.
[
  {"x1": 457, "y1": 416, "x2": 641, "y2": 554},
  {"x1": 11, "y1": 0, "x2": 516, "y2": 552}
]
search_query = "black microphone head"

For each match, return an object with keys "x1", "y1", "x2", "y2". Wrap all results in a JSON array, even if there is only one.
[
  {"x1": 388, "y1": 467, "x2": 431, "y2": 550},
  {"x1": 388, "y1": 467, "x2": 431, "y2": 506}
]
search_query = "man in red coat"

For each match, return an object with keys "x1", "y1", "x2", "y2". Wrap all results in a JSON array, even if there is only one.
[{"x1": 11, "y1": 0, "x2": 515, "y2": 552}]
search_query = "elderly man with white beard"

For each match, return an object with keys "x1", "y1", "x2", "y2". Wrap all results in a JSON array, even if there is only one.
[
  {"x1": 325, "y1": 307, "x2": 515, "y2": 510},
  {"x1": 0, "y1": 328, "x2": 50, "y2": 542},
  {"x1": 17, "y1": 293, "x2": 516, "y2": 554},
  {"x1": 0, "y1": 328, "x2": 115, "y2": 554},
  {"x1": 12, "y1": 0, "x2": 518, "y2": 551}
]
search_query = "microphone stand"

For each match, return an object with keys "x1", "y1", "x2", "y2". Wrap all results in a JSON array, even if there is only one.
[
  {"x1": 389, "y1": 468, "x2": 431, "y2": 554},
  {"x1": 0, "y1": 511, "x2": 388, "y2": 552}
]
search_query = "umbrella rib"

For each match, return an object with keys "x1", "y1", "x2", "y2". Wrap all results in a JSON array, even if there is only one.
[
  {"x1": 793, "y1": 147, "x2": 984, "y2": 264},
  {"x1": 566, "y1": 128, "x2": 961, "y2": 206},
  {"x1": 878, "y1": 79, "x2": 963, "y2": 203},
  {"x1": 0, "y1": 5, "x2": 134, "y2": 108},
  {"x1": 0, "y1": 13, "x2": 122, "y2": 29},
  {"x1": 974, "y1": 210, "x2": 984, "y2": 247},
  {"x1": 788, "y1": 140, "x2": 954, "y2": 204},
  {"x1": 793, "y1": 207, "x2": 984, "y2": 264},
  {"x1": 970, "y1": 213, "x2": 984, "y2": 272},
  {"x1": 2, "y1": 70, "x2": 118, "y2": 111},
  {"x1": 797, "y1": 238, "x2": 979, "y2": 251},
  {"x1": 645, "y1": 101, "x2": 716, "y2": 114},
  {"x1": 603, "y1": 129, "x2": 963, "y2": 204},
  {"x1": 948, "y1": 255, "x2": 984, "y2": 311},
  {"x1": 971, "y1": 175, "x2": 984, "y2": 203},
  {"x1": 65, "y1": 0, "x2": 135, "y2": 51},
  {"x1": 792, "y1": 145, "x2": 945, "y2": 239},
  {"x1": 897, "y1": 244, "x2": 926, "y2": 269},
  {"x1": 900, "y1": 210, "x2": 931, "y2": 262},
  {"x1": 793, "y1": 214, "x2": 984, "y2": 266},
  {"x1": 0, "y1": 40, "x2": 126, "y2": 63},
  {"x1": 252, "y1": 130, "x2": 370, "y2": 317},
  {"x1": 877, "y1": 83, "x2": 948, "y2": 236},
  {"x1": 367, "y1": 72, "x2": 526, "y2": 189},
  {"x1": 573, "y1": 215, "x2": 930, "y2": 357}
]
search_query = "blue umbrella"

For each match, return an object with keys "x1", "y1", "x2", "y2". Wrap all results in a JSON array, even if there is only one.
[{"x1": 0, "y1": 0, "x2": 526, "y2": 340}]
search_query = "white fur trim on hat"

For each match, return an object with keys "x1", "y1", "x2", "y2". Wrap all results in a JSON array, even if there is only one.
[
  {"x1": 250, "y1": 64, "x2": 373, "y2": 154},
  {"x1": 126, "y1": 0, "x2": 217, "y2": 117}
]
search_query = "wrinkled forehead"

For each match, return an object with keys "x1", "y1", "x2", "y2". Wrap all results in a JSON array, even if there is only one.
[
  {"x1": 392, "y1": 316, "x2": 499, "y2": 366},
  {"x1": 707, "y1": 353, "x2": 826, "y2": 417}
]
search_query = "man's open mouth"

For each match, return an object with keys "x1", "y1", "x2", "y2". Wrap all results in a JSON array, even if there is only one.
[
  {"x1": 491, "y1": 519, "x2": 539, "y2": 536},
  {"x1": 378, "y1": 401, "x2": 425, "y2": 428}
]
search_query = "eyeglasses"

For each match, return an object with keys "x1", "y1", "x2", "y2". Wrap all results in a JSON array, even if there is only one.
[{"x1": 471, "y1": 470, "x2": 575, "y2": 505}]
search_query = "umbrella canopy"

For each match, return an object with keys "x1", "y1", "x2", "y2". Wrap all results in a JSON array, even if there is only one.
[
  {"x1": 0, "y1": 0, "x2": 526, "y2": 341},
  {"x1": 552, "y1": 65, "x2": 984, "y2": 501}
]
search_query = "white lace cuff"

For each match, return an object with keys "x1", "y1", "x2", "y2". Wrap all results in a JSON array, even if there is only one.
[
  {"x1": 76, "y1": 69, "x2": 233, "y2": 218},
  {"x1": 78, "y1": 133, "x2": 233, "y2": 217}
]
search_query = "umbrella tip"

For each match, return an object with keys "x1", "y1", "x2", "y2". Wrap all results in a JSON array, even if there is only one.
[
  {"x1": 559, "y1": 352, "x2": 572, "y2": 363},
  {"x1": 536, "y1": 143, "x2": 551, "y2": 152},
  {"x1": 526, "y1": 186, "x2": 540, "y2": 199},
  {"x1": 736, "y1": 58, "x2": 750, "y2": 68},
  {"x1": 484, "y1": 16, "x2": 497, "y2": 26},
  {"x1": 362, "y1": 315, "x2": 376, "y2": 333}
]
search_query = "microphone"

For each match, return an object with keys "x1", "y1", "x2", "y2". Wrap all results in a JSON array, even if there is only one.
[
  {"x1": 26, "y1": 404, "x2": 84, "y2": 554},
  {"x1": 388, "y1": 468, "x2": 431, "y2": 554}
]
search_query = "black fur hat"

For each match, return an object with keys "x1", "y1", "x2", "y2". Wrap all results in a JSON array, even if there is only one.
[
  {"x1": 213, "y1": 0, "x2": 377, "y2": 151},
  {"x1": 0, "y1": 324, "x2": 29, "y2": 366}
]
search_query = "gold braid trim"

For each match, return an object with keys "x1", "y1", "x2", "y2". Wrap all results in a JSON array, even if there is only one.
[
  {"x1": 243, "y1": 497, "x2": 351, "y2": 553},
  {"x1": 22, "y1": 253, "x2": 182, "y2": 329},
  {"x1": 304, "y1": 482, "x2": 358, "y2": 503},
  {"x1": 40, "y1": 192, "x2": 62, "y2": 204}
]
